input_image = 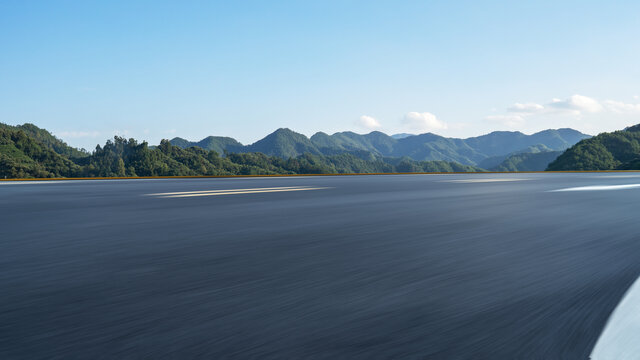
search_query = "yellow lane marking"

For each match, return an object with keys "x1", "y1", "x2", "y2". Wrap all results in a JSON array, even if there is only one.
[
  {"x1": 443, "y1": 178, "x2": 531, "y2": 183},
  {"x1": 147, "y1": 186, "x2": 309, "y2": 196},
  {"x1": 157, "y1": 187, "x2": 330, "y2": 198}
]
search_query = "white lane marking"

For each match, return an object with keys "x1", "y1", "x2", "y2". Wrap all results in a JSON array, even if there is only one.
[
  {"x1": 550, "y1": 184, "x2": 640, "y2": 192},
  {"x1": 591, "y1": 277, "x2": 640, "y2": 360},
  {"x1": 157, "y1": 187, "x2": 330, "y2": 198},
  {"x1": 0, "y1": 179, "x2": 170, "y2": 185},
  {"x1": 0, "y1": 181, "x2": 76, "y2": 185},
  {"x1": 443, "y1": 178, "x2": 531, "y2": 183},
  {"x1": 147, "y1": 186, "x2": 309, "y2": 196},
  {"x1": 593, "y1": 175, "x2": 640, "y2": 178}
]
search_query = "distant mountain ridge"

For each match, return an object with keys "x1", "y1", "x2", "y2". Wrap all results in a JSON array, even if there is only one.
[
  {"x1": 0, "y1": 123, "x2": 485, "y2": 178},
  {"x1": 171, "y1": 128, "x2": 591, "y2": 166},
  {"x1": 492, "y1": 151, "x2": 564, "y2": 172}
]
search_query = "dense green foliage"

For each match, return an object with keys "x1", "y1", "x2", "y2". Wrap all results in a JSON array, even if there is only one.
[
  {"x1": 0, "y1": 123, "x2": 88, "y2": 158},
  {"x1": 0, "y1": 125, "x2": 485, "y2": 178},
  {"x1": 170, "y1": 135, "x2": 243, "y2": 154},
  {"x1": 1, "y1": 122, "x2": 599, "y2": 178},
  {"x1": 477, "y1": 144, "x2": 553, "y2": 169},
  {"x1": 0, "y1": 127, "x2": 81, "y2": 178},
  {"x1": 546, "y1": 125, "x2": 640, "y2": 171},
  {"x1": 76, "y1": 138, "x2": 483, "y2": 177},
  {"x1": 171, "y1": 127, "x2": 590, "y2": 166},
  {"x1": 491, "y1": 151, "x2": 562, "y2": 172}
]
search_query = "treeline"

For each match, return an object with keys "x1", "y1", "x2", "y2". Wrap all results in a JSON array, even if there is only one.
[
  {"x1": 74, "y1": 138, "x2": 483, "y2": 177},
  {"x1": 1, "y1": 125, "x2": 484, "y2": 179},
  {"x1": 0, "y1": 127, "x2": 81, "y2": 178},
  {"x1": 547, "y1": 124, "x2": 640, "y2": 171}
]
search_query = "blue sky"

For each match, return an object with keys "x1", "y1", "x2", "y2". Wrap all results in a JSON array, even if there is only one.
[{"x1": 1, "y1": 1, "x2": 639, "y2": 150}]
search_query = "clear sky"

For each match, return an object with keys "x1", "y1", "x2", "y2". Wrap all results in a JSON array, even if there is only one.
[{"x1": 1, "y1": 0, "x2": 639, "y2": 150}]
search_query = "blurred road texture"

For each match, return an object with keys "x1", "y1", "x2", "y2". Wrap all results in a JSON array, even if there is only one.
[{"x1": 2, "y1": 173, "x2": 640, "y2": 359}]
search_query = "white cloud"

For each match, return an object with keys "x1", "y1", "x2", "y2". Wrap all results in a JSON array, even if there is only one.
[
  {"x1": 355, "y1": 115, "x2": 382, "y2": 130},
  {"x1": 548, "y1": 94, "x2": 603, "y2": 113},
  {"x1": 402, "y1": 112, "x2": 447, "y2": 132},
  {"x1": 485, "y1": 115, "x2": 525, "y2": 128},
  {"x1": 56, "y1": 131, "x2": 101, "y2": 138},
  {"x1": 164, "y1": 129, "x2": 177, "y2": 134},
  {"x1": 507, "y1": 102, "x2": 544, "y2": 113},
  {"x1": 603, "y1": 100, "x2": 640, "y2": 113}
]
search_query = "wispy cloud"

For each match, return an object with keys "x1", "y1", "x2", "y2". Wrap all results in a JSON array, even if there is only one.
[
  {"x1": 547, "y1": 95, "x2": 603, "y2": 113},
  {"x1": 507, "y1": 103, "x2": 544, "y2": 114},
  {"x1": 402, "y1": 112, "x2": 447, "y2": 132},
  {"x1": 603, "y1": 100, "x2": 640, "y2": 113},
  {"x1": 486, "y1": 94, "x2": 639, "y2": 133},
  {"x1": 355, "y1": 115, "x2": 382, "y2": 130}
]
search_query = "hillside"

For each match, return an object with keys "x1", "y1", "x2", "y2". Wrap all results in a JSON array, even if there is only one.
[
  {"x1": 244, "y1": 128, "x2": 323, "y2": 158},
  {"x1": 546, "y1": 124, "x2": 640, "y2": 171},
  {"x1": 491, "y1": 151, "x2": 563, "y2": 172},
  {"x1": 0, "y1": 123, "x2": 89, "y2": 158},
  {"x1": 174, "y1": 128, "x2": 590, "y2": 166},
  {"x1": 170, "y1": 136, "x2": 243, "y2": 154},
  {"x1": 0, "y1": 127, "x2": 80, "y2": 178},
  {"x1": 477, "y1": 144, "x2": 554, "y2": 170},
  {"x1": 0, "y1": 124, "x2": 485, "y2": 178}
]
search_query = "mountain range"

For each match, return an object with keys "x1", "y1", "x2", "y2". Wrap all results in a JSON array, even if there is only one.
[
  {"x1": 0, "y1": 123, "x2": 485, "y2": 178},
  {"x1": 11, "y1": 121, "x2": 635, "y2": 179},
  {"x1": 170, "y1": 128, "x2": 591, "y2": 168}
]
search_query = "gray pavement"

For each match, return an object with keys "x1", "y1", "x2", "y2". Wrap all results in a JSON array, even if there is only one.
[{"x1": 2, "y1": 173, "x2": 640, "y2": 359}]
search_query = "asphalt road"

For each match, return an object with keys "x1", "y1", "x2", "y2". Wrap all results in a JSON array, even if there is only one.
[{"x1": 1, "y1": 173, "x2": 640, "y2": 359}]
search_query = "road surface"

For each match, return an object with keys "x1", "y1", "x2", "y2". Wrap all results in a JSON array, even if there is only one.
[{"x1": 1, "y1": 173, "x2": 640, "y2": 359}]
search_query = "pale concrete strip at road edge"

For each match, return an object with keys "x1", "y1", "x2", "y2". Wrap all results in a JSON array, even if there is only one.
[{"x1": 591, "y1": 277, "x2": 640, "y2": 360}]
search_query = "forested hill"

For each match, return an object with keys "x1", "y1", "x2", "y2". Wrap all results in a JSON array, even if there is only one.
[
  {"x1": 492, "y1": 151, "x2": 563, "y2": 172},
  {"x1": 0, "y1": 124, "x2": 484, "y2": 179},
  {"x1": 0, "y1": 126, "x2": 81, "y2": 178},
  {"x1": 0, "y1": 123, "x2": 88, "y2": 158},
  {"x1": 171, "y1": 128, "x2": 590, "y2": 166},
  {"x1": 546, "y1": 124, "x2": 640, "y2": 171}
]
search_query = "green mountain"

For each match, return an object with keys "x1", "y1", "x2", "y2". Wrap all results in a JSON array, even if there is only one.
[
  {"x1": 0, "y1": 123, "x2": 88, "y2": 158},
  {"x1": 391, "y1": 133, "x2": 415, "y2": 139},
  {"x1": 389, "y1": 133, "x2": 481, "y2": 164},
  {"x1": 1, "y1": 124, "x2": 486, "y2": 179},
  {"x1": 244, "y1": 128, "x2": 323, "y2": 158},
  {"x1": 170, "y1": 136, "x2": 243, "y2": 154},
  {"x1": 463, "y1": 128, "x2": 587, "y2": 158},
  {"x1": 477, "y1": 144, "x2": 553, "y2": 170},
  {"x1": 176, "y1": 127, "x2": 589, "y2": 166},
  {"x1": 491, "y1": 151, "x2": 563, "y2": 172},
  {"x1": 0, "y1": 126, "x2": 80, "y2": 178},
  {"x1": 546, "y1": 124, "x2": 640, "y2": 171}
]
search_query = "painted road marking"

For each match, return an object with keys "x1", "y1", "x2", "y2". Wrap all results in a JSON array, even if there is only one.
[
  {"x1": 592, "y1": 175, "x2": 640, "y2": 178},
  {"x1": 0, "y1": 181, "x2": 77, "y2": 185},
  {"x1": 550, "y1": 184, "x2": 640, "y2": 192},
  {"x1": 443, "y1": 178, "x2": 531, "y2": 183},
  {"x1": 147, "y1": 186, "x2": 309, "y2": 196},
  {"x1": 590, "y1": 277, "x2": 640, "y2": 360},
  {"x1": 147, "y1": 186, "x2": 330, "y2": 198}
]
